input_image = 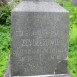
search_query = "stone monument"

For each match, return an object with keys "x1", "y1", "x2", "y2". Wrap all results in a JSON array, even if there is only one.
[{"x1": 10, "y1": 0, "x2": 71, "y2": 77}]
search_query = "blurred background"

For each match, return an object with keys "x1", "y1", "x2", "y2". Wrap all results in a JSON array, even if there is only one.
[{"x1": 0, "y1": 0, "x2": 77, "y2": 77}]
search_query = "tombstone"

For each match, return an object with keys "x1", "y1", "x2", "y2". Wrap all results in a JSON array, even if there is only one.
[
  {"x1": 73, "y1": 0, "x2": 77, "y2": 6},
  {"x1": 10, "y1": 0, "x2": 71, "y2": 77}
]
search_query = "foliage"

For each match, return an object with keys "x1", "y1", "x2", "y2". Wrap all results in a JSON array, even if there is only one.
[
  {"x1": 14, "y1": 0, "x2": 21, "y2": 2},
  {"x1": 69, "y1": 25, "x2": 77, "y2": 51},
  {"x1": 70, "y1": 7, "x2": 77, "y2": 26},
  {"x1": 63, "y1": 1, "x2": 77, "y2": 53},
  {"x1": 61, "y1": 1, "x2": 77, "y2": 77},
  {"x1": 68, "y1": 51, "x2": 77, "y2": 77},
  {"x1": 56, "y1": 0, "x2": 72, "y2": 6},
  {"x1": 0, "y1": 4, "x2": 13, "y2": 26},
  {"x1": 0, "y1": 25, "x2": 10, "y2": 77}
]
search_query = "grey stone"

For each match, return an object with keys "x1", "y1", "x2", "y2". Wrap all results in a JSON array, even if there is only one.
[
  {"x1": 11, "y1": 0, "x2": 71, "y2": 77},
  {"x1": 13, "y1": 74, "x2": 71, "y2": 77},
  {"x1": 12, "y1": 1, "x2": 68, "y2": 12},
  {"x1": 55, "y1": 59, "x2": 68, "y2": 74},
  {"x1": 72, "y1": 0, "x2": 77, "y2": 6},
  {"x1": 4, "y1": 60, "x2": 71, "y2": 77}
]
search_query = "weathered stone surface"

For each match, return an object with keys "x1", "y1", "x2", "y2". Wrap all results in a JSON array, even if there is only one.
[
  {"x1": 4, "y1": 61, "x2": 71, "y2": 77},
  {"x1": 12, "y1": 1, "x2": 68, "y2": 12},
  {"x1": 55, "y1": 59, "x2": 68, "y2": 74},
  {"x1": 13, "y1": 74, "x2": 71, "y2": 77},
  {"x1": 12, "y1": 74, "x2": 72, "y2": 77},
  {"x1": 73, "y1": 0, "x2": 77, "y2": 6},
  {"x1": 11, "y1": 1, "x2": 70, "y2": 76}
]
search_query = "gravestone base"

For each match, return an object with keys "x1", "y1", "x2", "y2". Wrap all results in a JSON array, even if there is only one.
[
  {"x1": 4, "y1": 68, "x2": 71, "y2": 77},
  {"x1": 13, "y1": 74, "x2": 71, "y2": 77},
  {"x1": 4, "y1": 60, "x2": 71, "y2": 77}
]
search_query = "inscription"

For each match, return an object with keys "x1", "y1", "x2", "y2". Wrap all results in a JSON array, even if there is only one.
[
  {"x1": 14, "y1": 30, "x2": 58, "y2": 37},
  {"x1": 22, "y1": 38, "x2": 60, "y2": 47},
  {"x1": 15, "y1": 31, "x2": 23, "y2": 36}
]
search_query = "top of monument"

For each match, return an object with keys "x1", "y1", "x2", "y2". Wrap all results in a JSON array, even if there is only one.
[
  {"x1": 12, "y1": 1, "x2": 68, "y2": 13},
  {"x1": 13, "y1": 1, "x2": 68, "y2": 12}
]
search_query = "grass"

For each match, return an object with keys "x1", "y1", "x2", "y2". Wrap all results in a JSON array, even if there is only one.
[
  {"x1": 68, "y1": 51, "x2": 77, "y2": 77},
  {"x1": 68, "y1": 25, "x2": 77, "y2": 77},
  {"x1": 0, "y1": 25, "x2": 10, "y2": 77}
]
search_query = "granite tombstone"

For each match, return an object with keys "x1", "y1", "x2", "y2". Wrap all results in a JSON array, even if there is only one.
[{"x1": 10, "y1": 0, "x2": 71, "y2": 77}]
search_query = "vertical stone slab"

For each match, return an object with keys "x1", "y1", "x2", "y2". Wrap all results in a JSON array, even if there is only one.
[{"x1": 11, "y1": 1, "x2": 71, "y2": 77}]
